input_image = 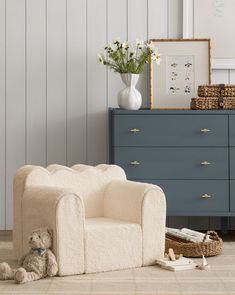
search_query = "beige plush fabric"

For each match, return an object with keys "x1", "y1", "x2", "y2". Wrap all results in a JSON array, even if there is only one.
[
  {"x1": 104, "y1": 180, "x2": 166, "y2": 265},
  {"x1": 85, "y1": 218, "x2": 142, "y2": 273},
  {"x1": 22, "y1": 187, "x2": 84, "y2": 276},
  {"x1": 13, "y1": 164, "x2": 166, "y2": 275}
]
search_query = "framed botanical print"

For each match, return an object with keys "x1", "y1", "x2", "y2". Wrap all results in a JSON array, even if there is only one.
[{"x1": 149, "y1": 39, "x2": 211, "y2": 109}]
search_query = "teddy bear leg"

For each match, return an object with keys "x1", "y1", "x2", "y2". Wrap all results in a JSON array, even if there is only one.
[
  {"x1": 0, "y1": 262, "x2": 15, "y2": 280},
  {"x1": 14, "y1": 268, "x2": 42, "y2": 284}
]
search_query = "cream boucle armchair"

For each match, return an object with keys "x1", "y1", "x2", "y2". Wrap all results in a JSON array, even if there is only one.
[{"x1": 13, "y1": 164, "x2": 166, "y2": 276}]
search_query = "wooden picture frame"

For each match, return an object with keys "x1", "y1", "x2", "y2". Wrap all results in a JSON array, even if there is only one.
[
  {"x1": 149, "y1": 39, "x2": 211, "y2": 110},
  {"x1": 183, "y1": 0, "x2": 235, "y2": 69}
]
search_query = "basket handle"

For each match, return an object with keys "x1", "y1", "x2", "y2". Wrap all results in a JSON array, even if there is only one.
[
  {"x1": 202, "y1": 230, "x2": 220, "y2": 243},
  {"x1": 219, "y1": 83, "x2": 225, "y2": 94}
]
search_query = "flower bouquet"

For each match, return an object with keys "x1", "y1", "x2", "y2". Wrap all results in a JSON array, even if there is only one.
[{"x1": 97, "y1": 38, "x2": 160, "y2": 110}]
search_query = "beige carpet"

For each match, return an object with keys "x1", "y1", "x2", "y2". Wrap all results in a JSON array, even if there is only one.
[{"x1": 1, "y1": 238, "x2": 235, "y2": 295}]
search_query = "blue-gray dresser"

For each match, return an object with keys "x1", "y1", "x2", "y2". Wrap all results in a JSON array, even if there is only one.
[{"x1": 109, "y1": 108, "x2": 235, "y2": 219}]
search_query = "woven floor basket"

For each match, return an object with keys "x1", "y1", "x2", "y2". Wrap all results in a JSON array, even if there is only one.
[
  {"x1": 191, "y1": 97, "x2": 235, "y2": 110},
  {"x1": 198, "y1": 84, "x2": 235, "y2": 97},
  {"x1": 165, "y1": 230, "x2": 223, "y2": 258}
]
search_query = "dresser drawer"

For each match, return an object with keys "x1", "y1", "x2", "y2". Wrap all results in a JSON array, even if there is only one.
[
  {"x1": 230, "y1": 180, "x2": 235, "y2": 212},
  {"x1": 114, "y1": 147, "x2": 228, "y2": 179},
  {"x1": 230, "y1": 148, "x2": 235, "y2": 179},
  {"x1": 229, "y1": 115, "x2": 235, "y2": 146},
  {"x1": 143, "y1": 180, "x2": 229, "y2": 213},
  {"x1": 113, "y1": 115, "x2": 228, "y2": 147}
]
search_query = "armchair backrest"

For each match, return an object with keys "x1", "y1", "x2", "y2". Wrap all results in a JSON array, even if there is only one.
[{"x1": 20, "y1": 164, "x2": 126, "y2": 217}]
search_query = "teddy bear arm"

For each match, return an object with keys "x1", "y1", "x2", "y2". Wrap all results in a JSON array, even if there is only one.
[
  {"x1": 46, "y1": 250, "x2": 58, "y2": 277},
  {"x1": 18, "y1": 254, "x2": 27, "y2": 266}
]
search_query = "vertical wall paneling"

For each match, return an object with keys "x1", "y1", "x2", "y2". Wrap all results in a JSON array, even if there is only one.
[
  {"x1": 229, "y1": 70, "x2": 235, "y2": 83},
  {"x1": 67, "y1": 0, "x2": 87, "y2": 166},
  {"x1": 212, "y1": 69, "x2": 229, "y2": 84},
  {"x1": 148, "y1": 0, "x2": 168, "y2": 38},
  {"x1": 46, "y1": 0, "x2": 67, "y2": 165},
  {"x1": 107, "y1": 0, "x2": 127, "y2": 108},
  {"x1": 168, "y1": 0, "x2": 183, "y2": 38},
  {"x1": 26, "y1": 0, "x2": 46, "y2": 165},
  {"x1": 128, "y1": 0, "x2": 148, "y2": 107},
  {"x1": 5, "y1": 0, "x2": 26, "y2": 229},
  {"x1": 87, "y1": 0, "x2": 107, "y2": 165},
  {"x1": 0, "y1": 0, "x2": 5, "y2": 229},
  {"x1": 147, "y1": 0, "x2": 168, "y2": 113}
]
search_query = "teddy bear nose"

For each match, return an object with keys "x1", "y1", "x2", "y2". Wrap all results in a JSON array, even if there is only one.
[{"x1": 30, "y1": 237, "x2": 33, "y2": 241}]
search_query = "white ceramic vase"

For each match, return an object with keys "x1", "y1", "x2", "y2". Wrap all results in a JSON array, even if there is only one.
[{"x1": 118, "y1": 73, "x2": 142, "y2": 110}]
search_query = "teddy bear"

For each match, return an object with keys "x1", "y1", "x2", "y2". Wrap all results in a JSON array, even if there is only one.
[{"x1": 0, "y1": 228, "x2": 58, "y2": 284}]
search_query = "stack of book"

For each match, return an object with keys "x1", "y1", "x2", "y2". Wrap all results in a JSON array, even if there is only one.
[{"x1": 156, "y1": 256, "x2": 197, "y2": 272}]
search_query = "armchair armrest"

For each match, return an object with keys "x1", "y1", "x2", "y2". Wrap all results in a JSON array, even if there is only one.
[
  {"x1": 104, "y1": 180, "x2": 166, "y2": 265},
  {"x1": 18, "y1": 186, "x2": 85, "y2": 276},
  {"x1": 104, "y1": 180, "x2": 165, "y2": 223}
]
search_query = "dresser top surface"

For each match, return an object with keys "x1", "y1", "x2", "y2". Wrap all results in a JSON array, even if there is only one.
[{"x1": 109, "y1": 108, "x2": 235, "y2": 115}]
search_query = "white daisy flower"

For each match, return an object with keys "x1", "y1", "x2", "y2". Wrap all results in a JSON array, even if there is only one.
[
  {"x1": 147, "y1": 43, "x2": 156, "y2": 52},
  {"x1": 151, "y1": 52, "x2": 161, "y2": 64},
  {"x1": 122, "y1": 41, "x2": 130, "y2": 49},
  {"x1": 136, "y1": 39, "x2": 144, "y2": 46},
  {"x1": 129, "y1": 48, "x2": 136, "y2": 56}
]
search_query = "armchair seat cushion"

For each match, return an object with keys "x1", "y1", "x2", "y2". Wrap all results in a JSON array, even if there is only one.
[{"x1": 85, "y1": 218, "x2": 142, "y2": 273}]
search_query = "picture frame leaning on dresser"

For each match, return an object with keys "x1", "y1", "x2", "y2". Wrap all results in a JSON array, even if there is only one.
[{"x1": 149, "y1": 39, "x2": 211, "y2": 110}]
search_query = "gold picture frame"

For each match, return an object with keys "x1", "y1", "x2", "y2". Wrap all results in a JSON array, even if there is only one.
[{"x1": 149, "y1": 38, "x2": 211, "y2": 110}]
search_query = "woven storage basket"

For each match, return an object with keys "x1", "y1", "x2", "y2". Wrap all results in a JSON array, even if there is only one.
[
  {"x1": 191, "y1": 97, "x2": 235, "y2": 110},
  {"x1": 165, "y1": 230, "x2": 223, "y2": 258},
  {"x1": 198, "y1": 84, "x2": 235, "y2": 97}
]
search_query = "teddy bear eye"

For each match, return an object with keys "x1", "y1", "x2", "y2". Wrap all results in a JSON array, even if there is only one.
[{"x1": 38, "y1": 235, "x2": 41, "y2": 238}]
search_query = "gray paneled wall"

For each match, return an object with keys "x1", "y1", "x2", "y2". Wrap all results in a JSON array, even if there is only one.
[{"x1": 0, "y1": 0, "x2": 234, "y2": 230}]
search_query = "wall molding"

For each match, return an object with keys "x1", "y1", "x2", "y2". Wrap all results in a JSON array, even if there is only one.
[{"x1": 183, "y1": 0, "x2": 235, "y2": 69}]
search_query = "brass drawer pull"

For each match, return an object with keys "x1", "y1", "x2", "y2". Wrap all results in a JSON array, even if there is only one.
[
  {"x1": 201, "y1": 194, "x2": 212, "y2": 199},
  {"x1": 201, "y1": 128, "x2": 211, "y2": 133},
  {"x1": 201, "y1": 160, "x2": 211, "y2": 166},
  {"x1": 130, "y1": 128, "x2": 140, "y2": 133},
  {"x1": 130, "y1": 160, "x2": 140, "y2": 166}
]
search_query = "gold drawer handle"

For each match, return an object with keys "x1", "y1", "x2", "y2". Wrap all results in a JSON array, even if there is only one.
[
  {"x1": 130, "y1": 128, "x2": 140, "y2": 133},
  {"x1": 201, "y1": 160, "x2": 211, "y2": 166},
  {"x1": 130, "y1": 160, "x2": 140, "y2": 166},
  {"x1": 201, "y1": 194, "x2": 212, "y2": 199},
  {"x1": 201, "y1": 128, "x2": 211, "y2": 133}
]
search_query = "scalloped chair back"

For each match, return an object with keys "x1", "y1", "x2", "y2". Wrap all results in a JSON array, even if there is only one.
[{"x1": 24, "y1": 164, "x2": 126, "y2": 217}]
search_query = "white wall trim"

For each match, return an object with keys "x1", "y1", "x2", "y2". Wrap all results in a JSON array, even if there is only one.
[
  {"x1": 182, "y1": 0, "x2": 193, "y2": 38},
  {"x1": 211, "y1": 59, "x2": 235, "y2": 70},
  {"x1": 183, "y1": 0, "x2": 235, "y2": 70}
]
